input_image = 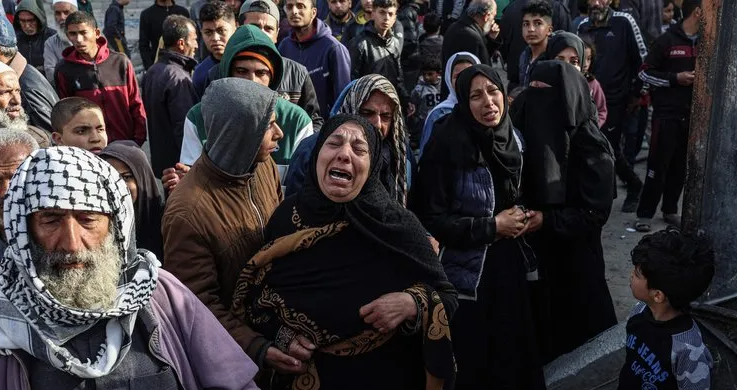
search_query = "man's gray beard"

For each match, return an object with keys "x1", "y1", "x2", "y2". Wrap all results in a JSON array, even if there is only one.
[
  {"x1": 0, "y1": 108, "x2": 29, "y2": 131},
  {"x1": 56, "y1": 23, "x2": 71, "y2": 45},
  {"x1": 482, "y1": 20, "x2": 493, "y2": 35},
  {"x1": 590, "y1": 7, "x2": 608, "y2": 22},
  {"x1": 31, "y1": 233, "x2": 122, "y2": 311}
]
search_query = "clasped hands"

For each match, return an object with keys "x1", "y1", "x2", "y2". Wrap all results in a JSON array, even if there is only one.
[{"x1": 495, "y1": 206, "x2": 542, "y2": 239}]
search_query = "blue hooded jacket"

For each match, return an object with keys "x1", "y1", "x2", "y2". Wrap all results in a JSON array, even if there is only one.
[{"x1": 278, "y1": 18, "x2": 351, "y2": 118}]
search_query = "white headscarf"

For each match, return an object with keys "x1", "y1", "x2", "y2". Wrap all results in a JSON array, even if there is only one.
[
  {"x1": 426, "y1": 52, "x2": 482, "y2": 122},
  {"x1": 0, "y1": 146, "x2": 159, "y2": 378}
]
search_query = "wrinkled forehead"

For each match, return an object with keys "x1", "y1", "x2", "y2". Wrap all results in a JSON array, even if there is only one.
[{"x1": 361, "y1": 90, "x2": 396, "y2": 112}]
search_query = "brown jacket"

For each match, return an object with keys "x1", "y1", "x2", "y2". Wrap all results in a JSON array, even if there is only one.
[{"x1": 161, "y1": 153, "x2": 283, "y2": 363}]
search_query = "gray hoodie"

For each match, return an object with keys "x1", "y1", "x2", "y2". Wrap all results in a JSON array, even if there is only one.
[
  {"x1": 202, "y1": 78, "x2": 278, "y2": 177},
  {"x1": 43, "y1": 34, "x2": 71, "y2": 83},
  {"x1": 13, "y1": 0, "x2": 56, "y2": 72}
]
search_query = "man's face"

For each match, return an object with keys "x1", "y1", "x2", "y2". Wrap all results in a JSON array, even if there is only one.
[
  {"x1": 328, "y1": 0, "x2": 351, "y2": 19},
  {"x1": 361, "y1": 0, "x2": 373, "y2": 17},
  {"x1": 0, "y1": 144, "x2": 29, "y2": 201},
  {"x1": 244, "y1": 12, "x2": 279, "y2": 43},
  {"x1": 53, "y1": 2, "x2": 76, "y2": 28},
  {"x1": 225, "y1": 0, "x2": 244, "y2": 13},
  {"x1": 66, "y1": 23, "x2": 101, "y2": 60},
  {"x1": 522, "y1": 14, "x2": 551, "y2": 46},
  {"x1": 255, "y1": 112, "x2": 284, "y2": 162},
  {"x1": 17, "y1": 11, "x2": 39, "y2": 36},
  {"x1": 285, "y1": 0, "x2": 317, "y2": 29},
  {"x1": 358, "y1": 91, "x2": 395, "y2": 138},
  {"x1": 52, "y1": 108, "x2": 108, "y2": 155},
  {"x1": 0, "y1": 72, "x2": 22, "y2": 120},
  {"x1": 201, "y1": 18, "x2": 236, "y2": 60},
  {"x1": 231, "y1": 58, "x2": 273, "y2": 86},
  {"x1": 29, "y1": 210, "x2": 121, "y2": 310},
  {"x1": 183, "y1": 24, "x2": 199, "y2": 58},
  {"x1": 372, "y1": 6, "x2": 397, "y2": 35},
  {"x1": 588, "y1": 0, "x2": 612, "y2": 22}
]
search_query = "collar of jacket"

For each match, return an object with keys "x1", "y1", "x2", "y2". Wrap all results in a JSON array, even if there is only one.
[
  {"x1": 154, "y1": 0, "x2": 179, "y2": 10},
  {"x1": 198, "y1": 151, "x2": 255, "y2": 186},
  {"x1": 458, "y1": 13, "x2": 483, "y2": 36},
  {"x1": 157, "y1": 49, "x2": 197, "y2": 72},
  {"x1": 366, "y1": 21, "x2": 393, "y2": 42},
  {"x1": 326, "y1": 11, "x2": 354, "y2": 25}
]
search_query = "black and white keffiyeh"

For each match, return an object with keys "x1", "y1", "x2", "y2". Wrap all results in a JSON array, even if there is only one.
[{"x1": 0, "y1": 146, "x2": 159, "y2": 378}]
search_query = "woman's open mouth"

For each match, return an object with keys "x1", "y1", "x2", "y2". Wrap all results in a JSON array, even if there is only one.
[{"x1": 329, "y1": 168, "x2": 353, "y2": 182}]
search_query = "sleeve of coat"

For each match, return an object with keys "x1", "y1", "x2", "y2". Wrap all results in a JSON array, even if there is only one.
[
  {"x1": 296, "y1": 71, "x2": 323, "y2": 132},
  {"x1": 125, "y1": 60, "x2": 148, "y2": 145},
  {"x1": 638, "y1": 36, "x2": 676, "y2": 88},
  {"x1": 347, "y1": 38, "x2": 363, "y2": 80},
  {"x1": 43, "y1": 38, "x2": 57, "y2": 83},
  {"x1": 167, "y1": 79, "x2": 197, "y2": 150},
  {"x1": 329, "y1": 42, "x2": 352, "y2": 100},
  {"x1": 161, "y1": 215, "x2": 272, "y2": 362}
]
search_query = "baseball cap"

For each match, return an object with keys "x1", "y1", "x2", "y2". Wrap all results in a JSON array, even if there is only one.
[{"x1": 239, "y1": 0, "x2": 280, "y2": 24}]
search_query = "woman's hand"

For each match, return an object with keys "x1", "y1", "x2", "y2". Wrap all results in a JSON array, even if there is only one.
[
  {"x1": 360, "y1": 292, "x2": 418, "y2": 333},
  {"x1": 264, "y1": 335, "x2": 316, "y2": 374},
  {"x1": 495, "y1": 206, "x2": 527, "y2": 239}
]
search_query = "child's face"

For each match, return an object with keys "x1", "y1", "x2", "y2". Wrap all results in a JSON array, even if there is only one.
[
  {"x1": 662, "y1": 3, "x2": 674, "y2": 24},
  {"x1": 583, "y1": 47, "x2": 592, "y2": 73},
  {"x1": 522, "y1": 14, "x2": 552, "y2": 46},
  {"x1": 52, "y1": 108, "x2": 108, "y2": 155},
  {"x1": 423, "y1": 70, "x2": 440, "y2": 84},
  {"x1": 630, "y1": 265, "x2": 652, "y2": 302}
]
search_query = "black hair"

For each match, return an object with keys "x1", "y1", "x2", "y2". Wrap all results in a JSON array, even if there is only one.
[
  {"x1": 522, "y1": 0, "x2": 553, "y2": 22},
  {"x1": 64, "y1": 11, "x2": 97, "y2": 30},
  {"x1": 200, "y1": 1, "x2": 236, "y2": 23},
  {"x1": 581, "y1": 35, "x2": 597, "y2": 81},
  {"x1": 423, "y1": 12, "x2": 441, "y2": 34},
  {"x1": 631, "y1": 227, "x2": 715, "y2": 312},
  {"x1": 162, "y1": 15, "x2": 195, "y2": 48},
  {"x1": 681, "y1": 0, "x2": 701, "y2": 19},
  {"x1": 51, "y1": 97, "x2": 103, "y2": 133},
  {"x1": 663, "y1": 0, "x2": 675, "y2": 7},
  {"x1": 420, "y1": 56, "x2": 441, "y2": 72},
  {"x1": 373, "y1": 0, "x2": 398, "y2": 9}
]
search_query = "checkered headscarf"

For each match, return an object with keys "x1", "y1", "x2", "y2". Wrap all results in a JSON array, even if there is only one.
[{"x1": 0, "y1": 147, "x2": 159, "y2": 378}]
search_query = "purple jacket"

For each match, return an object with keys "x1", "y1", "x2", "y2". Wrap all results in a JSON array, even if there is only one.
[
  {"x1": 0, "y1": 270, "x2": 260, "y2": 390},
  {"x1": 278, "y1": 18, "x2": 351, "y2": 118}
]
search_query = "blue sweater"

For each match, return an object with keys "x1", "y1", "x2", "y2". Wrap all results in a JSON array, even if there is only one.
[{"x1": 192, "y1": 55, "x2": 217, "y2": 98}]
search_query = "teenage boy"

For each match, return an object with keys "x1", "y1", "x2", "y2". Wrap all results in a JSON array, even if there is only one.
[
  {"x1": 325, "y1": 0, "x2": 354, "y2": 41},
  {"x1": 192, "y1": 1, "x2": 236, "y2": 97},
  {"x1": 635, "y1": 0, "x2": 701, "y2": 232},
  {"x1": 518, "y1": 0, "x2": 553, "y2": 87},
  {"x1": 620, "y1": 227, "x2": 713, "y2": 390},
  {"x1": 50, "y1": 96, "x2": 108, "y2": 154}
]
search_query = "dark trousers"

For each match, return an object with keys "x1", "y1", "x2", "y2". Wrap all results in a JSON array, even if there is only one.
[
  {"x1": 624, "y1": 106, "x2": 650, "y2": 166},
  {"x1": 636, "y1": 117, "x2": 688, "y2": 218},
  {"x1": 604, "y1": 103, "x2": 641, "y2": 187}
]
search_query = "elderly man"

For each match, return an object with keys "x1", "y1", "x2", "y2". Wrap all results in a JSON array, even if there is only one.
[
  {"x1": 0, "y1": 14, "x2": 59, "y2": 133},
  {"x1": 0, "y1": 62, "x2": 51, "y2": 146},
  {"x1": 0, "y1": 130, "x2": 37, "y2": 254},
  {"x1": 12, "y1": 0, "x2": 57, "y2": 73},
  {"x1": 0, "y1": 146, "x2": 260, "y2": 389},
  {"x1": 43, "y1": 0, "x2": 77, "y2": 83}
]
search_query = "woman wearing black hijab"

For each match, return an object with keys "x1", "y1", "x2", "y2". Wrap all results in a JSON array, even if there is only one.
[
  {"x1": 231, "y1": 114, "x2": 457, "y2": 390},
  {"x1": 100, "y1": 140, "x2": 165, "y2": 259},
  {"x1": 511, "y1": 60, "x2": 618, "y2": 362},
  {"x1": 411, "y1": 64, "x2": 546, "y2": 390}
]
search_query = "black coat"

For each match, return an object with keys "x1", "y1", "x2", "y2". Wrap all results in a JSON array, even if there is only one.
[
  {"x1": 141, "y1": 50, "x2": 198, "y2": 177},
  {"x1": 397, "y1": 3, "x2": 419, "y2": 66},
  {"x1": 138, "y1": 2, "x2": 190, "y2": 70},
  {"x1": 440, "y1": 14, "x2": 502, "y2": 98}
]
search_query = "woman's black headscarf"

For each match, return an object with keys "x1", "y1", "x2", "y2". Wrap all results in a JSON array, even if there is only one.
[
  {"x1": 545, "y1": 31, "x2": 586, "y2": 67},
  {"x1": 511, "y1": 60, "x2": 614, "y2": 210},
  {"x1": 100, "y1": 141, "x2": 165, "y2": 259},
  {"x1": 296, "y1": 114, "x2": 450, "y2": 285},
  {"x1": 434, "y1": 64, "x2": 523, "y2": 210}
]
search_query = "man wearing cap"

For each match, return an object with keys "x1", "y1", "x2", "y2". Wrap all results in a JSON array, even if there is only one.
[
  {"x1": 0, "y1": 15, "x2": 59, "y2": 134},
  {"x1": 43, "y1": 0, "x2": 76, "y2": 83},
  {"x1": 12, "y1": 0, "x2": 56, "y2": 73},
  {"x1": 0, "y1": 146, "x2": 260, "y2": 389}
]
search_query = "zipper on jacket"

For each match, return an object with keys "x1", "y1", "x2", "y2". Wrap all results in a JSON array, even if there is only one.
[{"x1": 248, "y1": 180, "x2": 265, "y2": 239}]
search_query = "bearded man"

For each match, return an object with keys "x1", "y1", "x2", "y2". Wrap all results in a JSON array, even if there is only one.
[
  {"x1": 0, "y1": 146, "x2": 259, "y2": 389},
  {"x1": 0, "y1": 62, "x2": 50, "y2": 147}
]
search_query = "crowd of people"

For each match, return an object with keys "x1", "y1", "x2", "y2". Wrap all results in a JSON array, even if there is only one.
[{"x1": 0, "y1": 0, "x2": 720, "y2": 388}]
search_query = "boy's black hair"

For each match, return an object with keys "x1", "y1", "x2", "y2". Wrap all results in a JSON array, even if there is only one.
[
  {"x1": 423, "y1": 12, "x2": 441, "y2": 34},
  {"x1": 420, "y1": 56, "x2": 442, "y2": 72},
  {"x1": 200, "y1": 1, "x2": 236, "y2": 23},
  {"x1": 373, "y1": 0, "x2": 398, "y2": 9},
  {"x1": 162, "y1": 15, "x2": 195, "y2": 48},
  {"x1": 631, "y1": 227, "x2": 715, "y2": 312},
  {"x1": 64, "y1": 11, "x2": 98, "y2": 30},
  {"x1": 522, "y1": 0, "x2": 553, "y2": 23},
  {"x1": 51, "y1": 97, "x2": 103, "y2": 133},
  {"x1": 681, "y1": 0, "x2": 702, "y2": 19}
]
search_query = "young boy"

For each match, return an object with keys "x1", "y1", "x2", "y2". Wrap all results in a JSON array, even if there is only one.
[
  {"x1": 519, "y1": 0, "x2": 553, "y2": 87},
  {"x1": 50, "y1": 97, "x2": 108, "y2": 155},
  {"x1": 619, "y1": 227, "x2": 714, "y2": 390},
  {"x1": 103, "y1": 0, "x2": 131, "y2": 57},
  {"x1": 418, "y1": 12, "x2": 443, "y2": 60},
  {"x1": 409, "y1": 56, "x2": 441, "y2": 151}
]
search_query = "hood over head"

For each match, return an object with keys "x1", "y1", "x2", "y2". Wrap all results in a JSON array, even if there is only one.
[
  {"x1": 14, "y1": 0, "x2": 48, "y2": 31},
  {"x1": 218, "y1": 24, "x2": 284, "y2": 89},
  {"x1": 545, "y1": 31, "x2": 586, "y2": 67},
  {"x1": 202, "y1": 78, "x2": 278, "y2": 176}
]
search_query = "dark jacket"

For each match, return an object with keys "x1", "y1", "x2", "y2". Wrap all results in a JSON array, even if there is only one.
[
  {"x1": 13, "y1": 0, "x2": 56, "y2": 73},
  {"x1": 278, "y1": 18, "x2": 351, "y2": 118},
  {"x1": 578, "y1": 8, "x2": 648, "y2": 105},
  {"x1": 397, "y1": 2, "x2": 419, "y2": 66},
  {"x1": 638, "y1": 22, "x2": 697, "y2": 120},
  {"x1": 342, "y1": 12, "x2": 404, "y2": 50},
  {"x1": 324, "y1": 12, "x2": 355, "y2": 42},
  {"x1": 55, "y1": 37, "x2": 148, "y2": 145},
  {"x1": 103, "y1": 0, "x2": 130, "y2": 57},
  {"x1": 139, "y1": 1, "x2": 190, "y2": 70},
  {"x1": 499, "y1": 0, "x2": 572, "y2": 90},
  {"x1": 8, "y1": 52, "x2": 58, "y2": 133},
  {"x1": 347, "y1": 22, "x2": 408, "y2": 104},
  {"x1": 440, "y1": 13, "x2": 502, "y2": 97},
  {"x1": 618, "y1": 0, "x2": 664, "y2": 43},
  {"x1": 141, "y1": 50, "x2": 198, "y2": 177},
  {"x1": 418, "y1": 33, "x2": 443, "y2": 59}
]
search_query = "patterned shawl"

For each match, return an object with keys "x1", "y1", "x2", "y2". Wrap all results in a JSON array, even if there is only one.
[
  {"x1": 335, "y1": 74, "x2": 409, "y2": 206},
  {"x1": 0, "y1": 147, "x2": 159, "y2": 378}
]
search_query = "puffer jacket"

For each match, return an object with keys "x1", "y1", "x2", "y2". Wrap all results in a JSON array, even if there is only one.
[{"x1": 13, "y1": 0, "x2": 56, "y2": 73}]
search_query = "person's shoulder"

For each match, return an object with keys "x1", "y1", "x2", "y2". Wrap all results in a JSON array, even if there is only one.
[{"x1": 611, "y1": 11, "x2": 641, "y2": 32}]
